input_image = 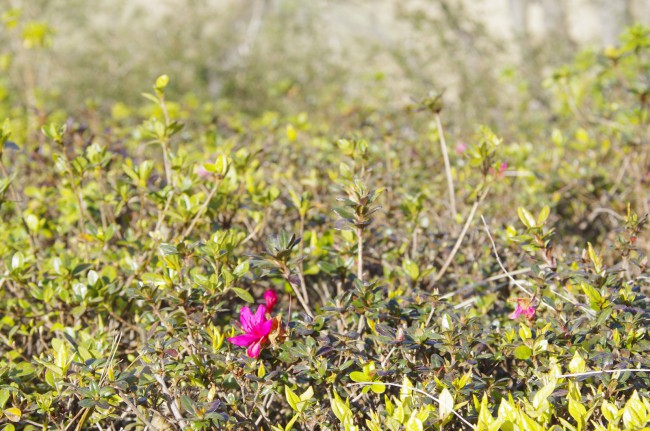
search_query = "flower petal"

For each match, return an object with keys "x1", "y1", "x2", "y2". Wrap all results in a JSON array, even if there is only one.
[
  {"x1": 227, "y1": 333, "x2": 258, "y2": 347},
  {"x1": 509, "y1": 305, "x2": 523, "y2": 319},
  {"x1": 251, "y1": 318, "x2": 273, "y2": 338},
  {"x1": 523, "y1": 307, "x2": 536, "y2": 320},
  {"x1": 252, "y1": 304, "x2": 268, "y2": 327},
  {"x1": 239, "y1": 306, "x2": 254, "y2": 332},
  {"x1": 247, "y1": 339, "x2": 265, "y2": 358},
  {"x1": 264, "y1": 289, "x2": 278, "y2": 313}
]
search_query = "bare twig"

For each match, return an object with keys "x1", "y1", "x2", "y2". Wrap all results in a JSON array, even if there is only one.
[
  {"x1": 433, "y1": 189, "x2": 489, "y2": 283},
  {"x1": 116, "y1": 388, "x2": 160, "y2": 431},
  {"x1": 153, "y1": 360, "x2": 186, "y2": 429},
  {"x1": 179, "y1": 178, "x2": 221, "y2": 241},
  {"x1": 556, "y1": 368, "x2": 650, "y2": 379},
  {"x1": 435, "y1": 113, "x2": 457, "y2": 220},
  {"x1": 480, "y1": 215, "x2": 533, "y2": 297},
  {"x1": 357, "y1": 226, "x2": 364, "y2": 282},
  {"x1": 479, "y1": 216, "x2": 594, "y2": 323},
  {"x1": 298, "y1": 215, "x2": 309, "y2": 305}
]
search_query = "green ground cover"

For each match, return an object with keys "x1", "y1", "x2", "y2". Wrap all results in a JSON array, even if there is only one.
[{"x1": 0, "y1": 10, "x2": 650, "y2": 431}]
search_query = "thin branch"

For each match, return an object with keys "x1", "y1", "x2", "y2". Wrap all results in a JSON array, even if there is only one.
[
  {"x1": 480, "y1": 215, "x2": 596, "y2": 321},
  {"x1": 100, "y1": 332, "x2": 122, "y2": 386},
  {"x1": 439, "y1": 268, "x2": 531, "y2": 300},
  {"x1": 480, "y1": 215, "x2": 533, "y2": 297},
  {"x1": 435, "y1": 112, "x2": 457, "y2": 220},
  {"x1": 115, "y1": 388, "x2": 160, "y2": 431},
  {"x1": 153, "y1": 374, "x2": 185, "y2": 428},
  {"x1": 433, "y1": 188, "x2": 489, "y2": 283},
  {"x1": 556, "y1": 368, "x2": 650, "y2": 379},
  {"x1": 179, "y1": 178, "x2": 221, "y2": 241},
  {"x1": 288, "y1": 278, "x2": 314, "y2": 318}
]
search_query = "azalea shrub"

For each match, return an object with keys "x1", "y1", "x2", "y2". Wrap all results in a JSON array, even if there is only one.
[{"x1": 0, "y1": 20, "x2": 650, "y2": 431}]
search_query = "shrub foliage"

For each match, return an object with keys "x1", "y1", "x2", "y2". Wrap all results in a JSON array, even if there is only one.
[{"x1": 0, "y1": 21, "x2": 650, "y2": 431}]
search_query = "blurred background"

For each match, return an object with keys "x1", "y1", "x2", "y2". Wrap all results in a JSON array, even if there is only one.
[{"x1": 3, "y1": 0, "x2": 650, "y2": 129}]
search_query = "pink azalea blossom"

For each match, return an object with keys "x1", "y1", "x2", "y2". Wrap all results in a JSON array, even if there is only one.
[
  {"x1": 196, "y1": 165, "x2": 211, "y2": 178},
  {"x1": 489, "y1": 162, "x2": 508, "y2": 178},
  {"x1": 455, "y1": 141, "x2": 468, "y2": 155},
  {"x1": 509, "y1": 300, "x2": 536, "y2": 320},
  {"x1": 227, "y1": 305, "x2": 273, "y2": 358},
  {"x1": 264, "y1": 289, "x2": 278, "y2": 313}
]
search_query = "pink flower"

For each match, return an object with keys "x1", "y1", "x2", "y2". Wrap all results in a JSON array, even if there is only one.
[
  {"x1": 455, "y1": 141, "x2": 468, "y2": 155},
  {"x1": 509, "y1": 298, "x2": 536, "y2": 320},
  {"x1": 489, "y1": 162, "x2": 508, "y2": 178},
  {"x1": 227, "y1": 305, "x2": 273, "y2": 358},
  {"x1": 196, "y1": 165, "x2": 211, "y2": 178},
  {"x1": 264, "y1": 289, "x2": 278, "y2": 313}
]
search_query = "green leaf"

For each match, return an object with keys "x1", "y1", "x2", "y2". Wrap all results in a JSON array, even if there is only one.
[
  {"x1": 257, "y1": 362, "x2": 266, "y2": 379},
  {"x1": 517, "y1": 207, "x2": 536, "y2": 229},
  {"x1": 10, "y1": 252, "x2": 23, "y2": 271},
  {"x1": 349, "y1": 371, "x2": 368, "y2": 383},
  {"x1": 532, "y1": 378, "x2": 556, "y2": 410},
  {"x1": 330, "y1": 391, "x2": 350, "y2": 423},
  {"x1": 438, "y1": 388, "x2": 454, "y2": 420},
  {"x1": 477, "y1": 393, "x2": 496, "y2": 430},
  {"x1": 3, "y1": 407, "x2": 20, "y2": 422},
  {"x1": 233, "y1": 261, "x2": 249, "y2": 278},
  {"x1": 333, "y1": 207, "x2": 355, "y2": 221},
  {"x1": 568, "y1": 351, "x2": 586, "y2": 374},
  {"x1": 285, "y1": 386, "x2": 300, "y2": 413},
  {"x1": 231, "y1": 287, "x2": 254, "y2": 303},
  {"x1": 513, "y1": 345, "x2": 532, "y2": 360},
  {"x1": 537, "y1": 206, "x2": 550, "y2": 225},
  {"x1": 518, "y1": 410, "x2": 544, "y2": 431},
  {"x1": 568, "y1": 398, "x2": 586, "y2": 430},
  {"x1": 87, "y1": 270, "x2": 99, "y2": 286},
  {"x1": 78, "y1": 399, "x2": 96, "y2": 409},
  {"x1": 622, "y1": 391, "x2": 647, "y2": 429},
  {"x1": 497, "y1": 397, "x2": 517, "y2": 422},
  {"x1": 601, "y1": 400, "x2": 619, "y2": 424},
  {"x1": 405, "y1": 416, "x2": 423, "y2": 431},
  {"x1": 155, "y1": 74, "x2": 169, "y2": 89},
  {"x1": 586, "y1": 242, "x2": 603, "y2": 274},
  {"x1": 579, "y1": 282, "x2": 603, "y2": 310},
  {"x1": 285, "y1": 413, "x2": 299, "y2": 431},
  {"x1": 300, "y1": 387, "x2": 314, "y2": 402},
  {"x1": 141, "y1": 92, "x2": 159, "y2": 104},
  {"x1": 518, "y1": 323, "x2": 532, "y2": 341},
  {"x1": 402, "y1": 259, "x2": 420, "y2": 280},
  {"x1": 0, "y1": 390, "x2": 9, "y2": 410},
  {"x1": 286, "y1": 124, "x2": 297, "y2": 142},
  {"x1": 214, "y1": 153, "x2": 229, "y2": 176}
]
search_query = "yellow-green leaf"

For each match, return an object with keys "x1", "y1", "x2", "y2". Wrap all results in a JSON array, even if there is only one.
[
  {"x1": 518, "y1": 207, "x2": 536, "y2": 228},
  {"x1": 405, "y1": 415, "x2": 423, "y2": 431},
  {"x1": 258, "y1": 362, "x2": 266, "y2": 379},
  {"x1": 623, "y1": 391, "x2": 647, "y2": 430},
  {"x1": 537, "y1": 205, "x2": 550, "y2": 225},
  {"x1": 438, "y1": 388, "x2": 454, "y2": 420},
  {"x1": 3, "y1": 407, "x2": 21, "y2": 422},
  {"x1": 568, "y1": 351, "x2": 586, "y2": 374},
  {"x1": 285, "y1": 386, "x2": 300, "y2": 412},
  {"x1": 231, "y1": 287, "x2": 254, "y2": 303},
  {"x1": 514, "y1": 345, "x2": 532, "y2": 360}
]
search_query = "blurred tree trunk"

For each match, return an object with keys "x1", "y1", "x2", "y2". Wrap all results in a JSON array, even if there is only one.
[
  {"x1": 539, "y1": 0, "x2": 570, "y2": 41},
  {"x1": 595, "y1": 0, "x2": 630, "y2": 46},
  {"x1": 508, "y1": 0, "x2": 528, "y2": 40}
]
